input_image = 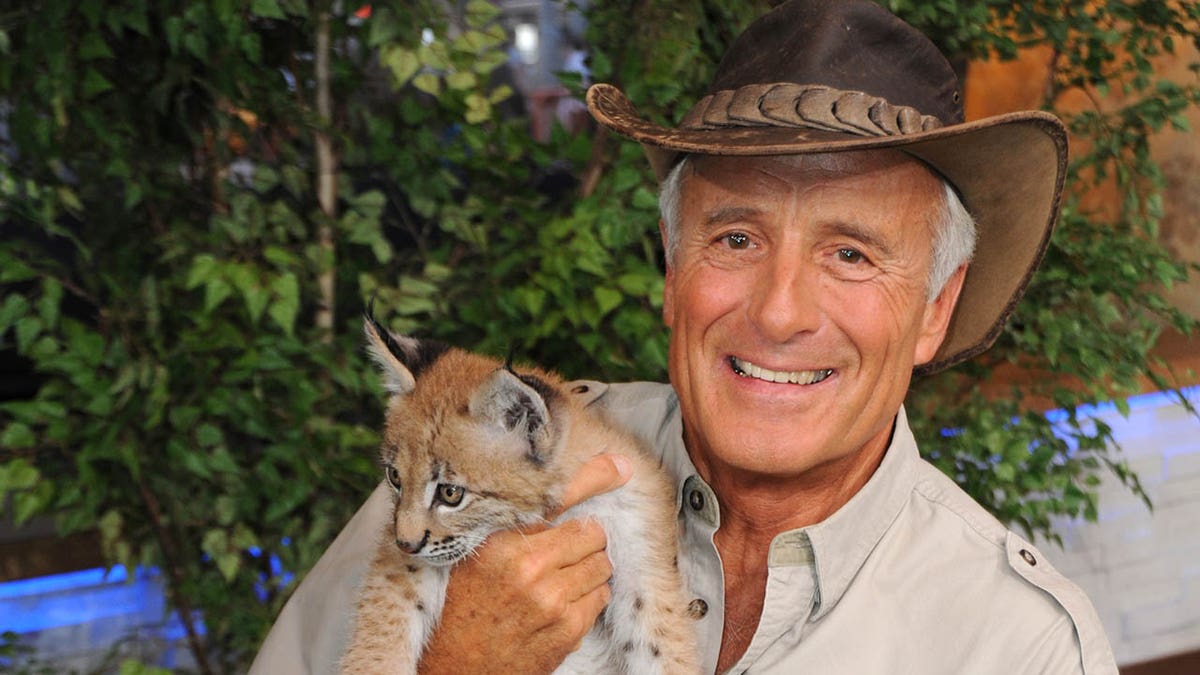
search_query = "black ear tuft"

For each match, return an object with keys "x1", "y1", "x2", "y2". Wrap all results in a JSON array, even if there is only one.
[
  {"x1": 514, "y1": 372, "x2": 560, "y2": 410},
  {"x1": 400, "y1": 339, "x2": 451, "y2": 380},
  {"x1": 362, "y1": 298, "x2": 450, "y2": 379}
]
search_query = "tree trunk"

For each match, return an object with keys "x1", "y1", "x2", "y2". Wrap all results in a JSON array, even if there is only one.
[{"x1": 314, "y1": 3, "x2": 337, "y2": 339}]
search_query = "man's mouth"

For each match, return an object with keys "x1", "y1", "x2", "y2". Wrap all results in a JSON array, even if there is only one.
[{"x1": 729, "y1": 356, "x2": 833, "y2": 385}]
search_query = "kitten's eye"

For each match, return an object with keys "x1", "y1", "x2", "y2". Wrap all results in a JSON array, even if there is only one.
[
  {"x1": 436, "y1": 483, "x2": 465, "y2": 506},
  {"x1": 385, "y1": 465, "x2": 402, "y2": 493}
]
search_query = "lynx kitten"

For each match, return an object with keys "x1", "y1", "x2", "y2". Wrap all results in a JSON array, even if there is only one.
[{"x1": 339, "y1": 314, "x2": 699, "y2": 674}]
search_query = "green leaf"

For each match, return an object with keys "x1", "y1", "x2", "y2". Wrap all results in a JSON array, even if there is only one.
[
  {"x1": 261, "y1": 248, "x2": 298, "y2": 274},
  {"x1": 196, "y1": 423, "x2": 224, "y2": 448},
  {"x1": 382, "y1": 46, "x2": 420, "y2": 87},
  {"x1": 446, "y1": 71, "x2": 477, "y2": 91},
  {"x1": 57, "y1": 186, "x2": 84, "y2": 212},
  {"x1": 251, "y1": 0, "x2": 287, "y2": 20},
  {"x1": 0, "y1": 458, "x2": 39, "y2": 490},
  {"x1": 0, "y1": 423, "x2": 36, "y2": 449},
  {"x1": 204, "y1": 277, "x2": 233, "y2": 313},
  {"x1": 187, "y1": 254, "x2": 219, "y2": 289},
  {"x1": 38, "y1": 278, "x2": 64, "y2": 328},
  {"x1": 117, "y1": 659, "x2": 172, "y2": 675},
  {"x1": 243, "y1": 285, "x2": 270, "y2": 323},
  {"x1": 210, "y1": 447, "x2": 240, "y2": 474},
  {"x1": 82, "y1": 68, "x2": 114, "y2": 98},
  {"x1": 464, "y1": 93, "x2": 492, "y2": 124},
  {"x1": 0, "y1": 294, "x2": 30, "y2": 336},
  {"x1": 215, "y1": 495, "x2": 237, "y2": 526},
  {"x1": 202, "y1": 529, "x2": 241, "y2": 581},
  {"x1": 227, "y1": 264, "x2": 269, "y2": 322},
  {"x1": 13, "y1": 486, "x2": 50, "y2": 526},
  {"x1": 464, "y1": 0, "x2": 501, "y2": 23},
  {"x1": 98, "y1": 510, "x2": 123, "y2": 548},
  {"x1": 231, "y1": 522, "x2": 259, "y2": 550},
  {"x1": 182, "y1": 450, "x2": 214, "y2": 479},
  {"x1": 489, "y1": 84, "x2": 514, "y2": 104},
  {"x1": 474, "y1": 51, "x2": 508, "y2": 76},
  {"x1": 412, "y1": 73, "x2": 441, "y2": 96},
  {"x1": 79, "y1": 31, "x2": 115, "y2": 60},
  {"x1": 0, "y1": 255, "x2": 36, "y2": 284},
  {"x1": 268, "y1": 272, "x2": 300, "y2": 336},
  {"x1": 15, "y1": 316, "x2": 43, "y2": 353},
  {"x1": 120, "y1": 7, "x2": 151, "y2": 36},
  {"x1": 594, "y1": 286, "x2": 623, "y2": 316},
  {"x1": 994, "y1": 463, "x2": 1016, "y2": 483}
]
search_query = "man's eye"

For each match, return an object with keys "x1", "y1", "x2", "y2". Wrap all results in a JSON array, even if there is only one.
[
  {"x1": 722, "y1": 232, "x2": 752, "y2": 250},
  {"x1": 837, "y1": 248, "x2": 865, "y2": 263}
]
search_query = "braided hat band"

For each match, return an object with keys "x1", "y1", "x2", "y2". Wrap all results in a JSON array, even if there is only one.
[{"x1": 681, "y1": 83, "x2": 943, "y2": 137}]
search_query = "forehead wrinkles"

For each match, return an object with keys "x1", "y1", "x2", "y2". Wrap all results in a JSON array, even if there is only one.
[{"x1": 715, "y1": 153, "x2": 940, "y2": 220}]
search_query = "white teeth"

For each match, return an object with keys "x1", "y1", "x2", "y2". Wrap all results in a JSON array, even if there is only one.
[{"x1": 731, "y1": 357, "x2": 832, "y2": 386}]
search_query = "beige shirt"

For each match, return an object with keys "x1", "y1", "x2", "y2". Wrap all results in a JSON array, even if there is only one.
[{"x1": 250, "y1": 381, "x2": 1117, "y2": 674}]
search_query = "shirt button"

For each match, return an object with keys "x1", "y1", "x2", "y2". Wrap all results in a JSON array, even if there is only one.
[
  {"x1": 687, "y1": 598, "x2": 709, "y2": 619},
  {"x1": 1019, "y1": 549, "x2": 1037, "y2": 566},
  {"x1": 688, "y1": 489, "x2": 705, "y2": 512}
]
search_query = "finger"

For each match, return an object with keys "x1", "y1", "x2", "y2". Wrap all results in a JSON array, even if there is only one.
[
  {"x1": 556, "y1": 453, "x2": 632, "y2": 514},
  {"x1": 560, "y1": 549, "x2": 613, "y2": 603},
  {"x1": 532, "y1": 518, "x2": 608, "y2": 570},
  {"x1": 565, "y1": 580, "x2": 613, "y2": 642}
]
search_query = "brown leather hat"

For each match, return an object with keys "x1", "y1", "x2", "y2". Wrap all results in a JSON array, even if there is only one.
[{"x1": 586, "y1": 0, "x2": 1068, "y2": 375}]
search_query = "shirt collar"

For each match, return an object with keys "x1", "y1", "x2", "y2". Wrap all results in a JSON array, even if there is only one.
[
  {"x1": 800, "y1": 405, "x2": 921, "y2": 620},
  {"x1": 664, "y1": 398, "x2": 921, "y2": 620}
]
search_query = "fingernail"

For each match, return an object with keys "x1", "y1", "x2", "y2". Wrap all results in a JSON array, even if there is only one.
[{"x1": 611, "y1": 455, "x2": 632, "y2": 479}]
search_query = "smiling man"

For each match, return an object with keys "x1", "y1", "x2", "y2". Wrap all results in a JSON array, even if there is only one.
[{"x1": 251, "y1": 1, "x2": 1117, "y2": 673}]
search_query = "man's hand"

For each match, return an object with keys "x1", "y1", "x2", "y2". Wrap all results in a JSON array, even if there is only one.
[{"x1": 417, "y1": 454, "x2": 633, "y2": 675}]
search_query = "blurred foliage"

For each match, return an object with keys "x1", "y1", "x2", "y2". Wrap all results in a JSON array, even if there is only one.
[
  {"x1": 0, "y1": 0, "x2": 1197, "y2": 671},
  {"x1": 895, "y1": 0, "x2": 1200, "y2": 540},
  {"x1": 1, "y1": 629, "x2": 173, "y2": 675}
]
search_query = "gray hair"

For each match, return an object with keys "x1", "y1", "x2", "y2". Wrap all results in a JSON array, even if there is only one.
[{"x1": 657, "y1": 156, "x2": 976, "y2": 301}]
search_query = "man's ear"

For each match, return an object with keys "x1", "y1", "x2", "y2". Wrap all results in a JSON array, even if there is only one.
[
  {"x1": 915, "y1": 263, "x2": 968, "y2": 366},
  {"x1": 362, "y1": 309, "x2": 449, "y2": 396},
  {"x1": 660, "y1": 219, "x2": 675, "y2": 328}
]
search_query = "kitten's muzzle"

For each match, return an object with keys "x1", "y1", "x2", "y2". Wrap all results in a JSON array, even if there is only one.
[{"x1": 395, "y1": 530, "x2": 431, "y2": 555}]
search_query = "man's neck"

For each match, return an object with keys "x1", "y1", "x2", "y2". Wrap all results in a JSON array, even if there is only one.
[
  {"x1": 705, "y1": 428, "x2": 891, "y2": 539},
  {"x1": 697, "y1": 425, "x2": 893, "y2": 673}
]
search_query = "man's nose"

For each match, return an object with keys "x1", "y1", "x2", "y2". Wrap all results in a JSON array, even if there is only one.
[
  {"x1": 395, "y1": 530, "x2": 430, "y2": 554},
  {"x1": 747, "y1": 257, "x2": 822, "y2": 343}
]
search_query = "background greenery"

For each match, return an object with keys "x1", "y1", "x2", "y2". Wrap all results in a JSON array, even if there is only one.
[{"x1": 0, "y1": 0, "x2": 1197, "y2": 671}]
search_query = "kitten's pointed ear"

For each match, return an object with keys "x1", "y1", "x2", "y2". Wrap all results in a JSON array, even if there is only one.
[
  {"x1": 469, "y1": 368, "x2": 558, "y2": 462},
  {"x1": 362, "y1": 308, "x2": 449, "y2": 396},
  {"x1": 363, "y1": 314, "x2": 417, "y2": 395}
]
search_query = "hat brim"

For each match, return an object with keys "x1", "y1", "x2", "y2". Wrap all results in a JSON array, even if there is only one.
[{"x1": 587, "y1": 83, "x2": 1068, "y2": 375}]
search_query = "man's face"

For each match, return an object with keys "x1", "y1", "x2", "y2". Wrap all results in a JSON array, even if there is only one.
[{"x1": 662, "y1": 150, "x2": 965, "y2": 485}]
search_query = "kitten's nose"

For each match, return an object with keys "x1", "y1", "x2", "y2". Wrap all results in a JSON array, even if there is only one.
[{"x1": 395, "y1": 530, "x2": 430, "y2": 554}]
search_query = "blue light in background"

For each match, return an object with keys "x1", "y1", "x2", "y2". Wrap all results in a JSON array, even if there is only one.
[
  {"x1": 0, "y1": 565, "x2": 128, "y2": 602},
  {"x1": 0, "y1": 540, "x2": 297, "y2": 639}
]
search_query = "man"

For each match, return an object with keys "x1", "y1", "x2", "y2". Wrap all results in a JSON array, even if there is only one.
[{"x1": 252, "y1": 0, "x2": 1116, "y2": 672}]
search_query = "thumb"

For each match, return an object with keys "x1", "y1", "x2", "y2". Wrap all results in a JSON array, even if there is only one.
[{"x1": 555, "y1": 453, "x2": 633, "y2": 514}]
